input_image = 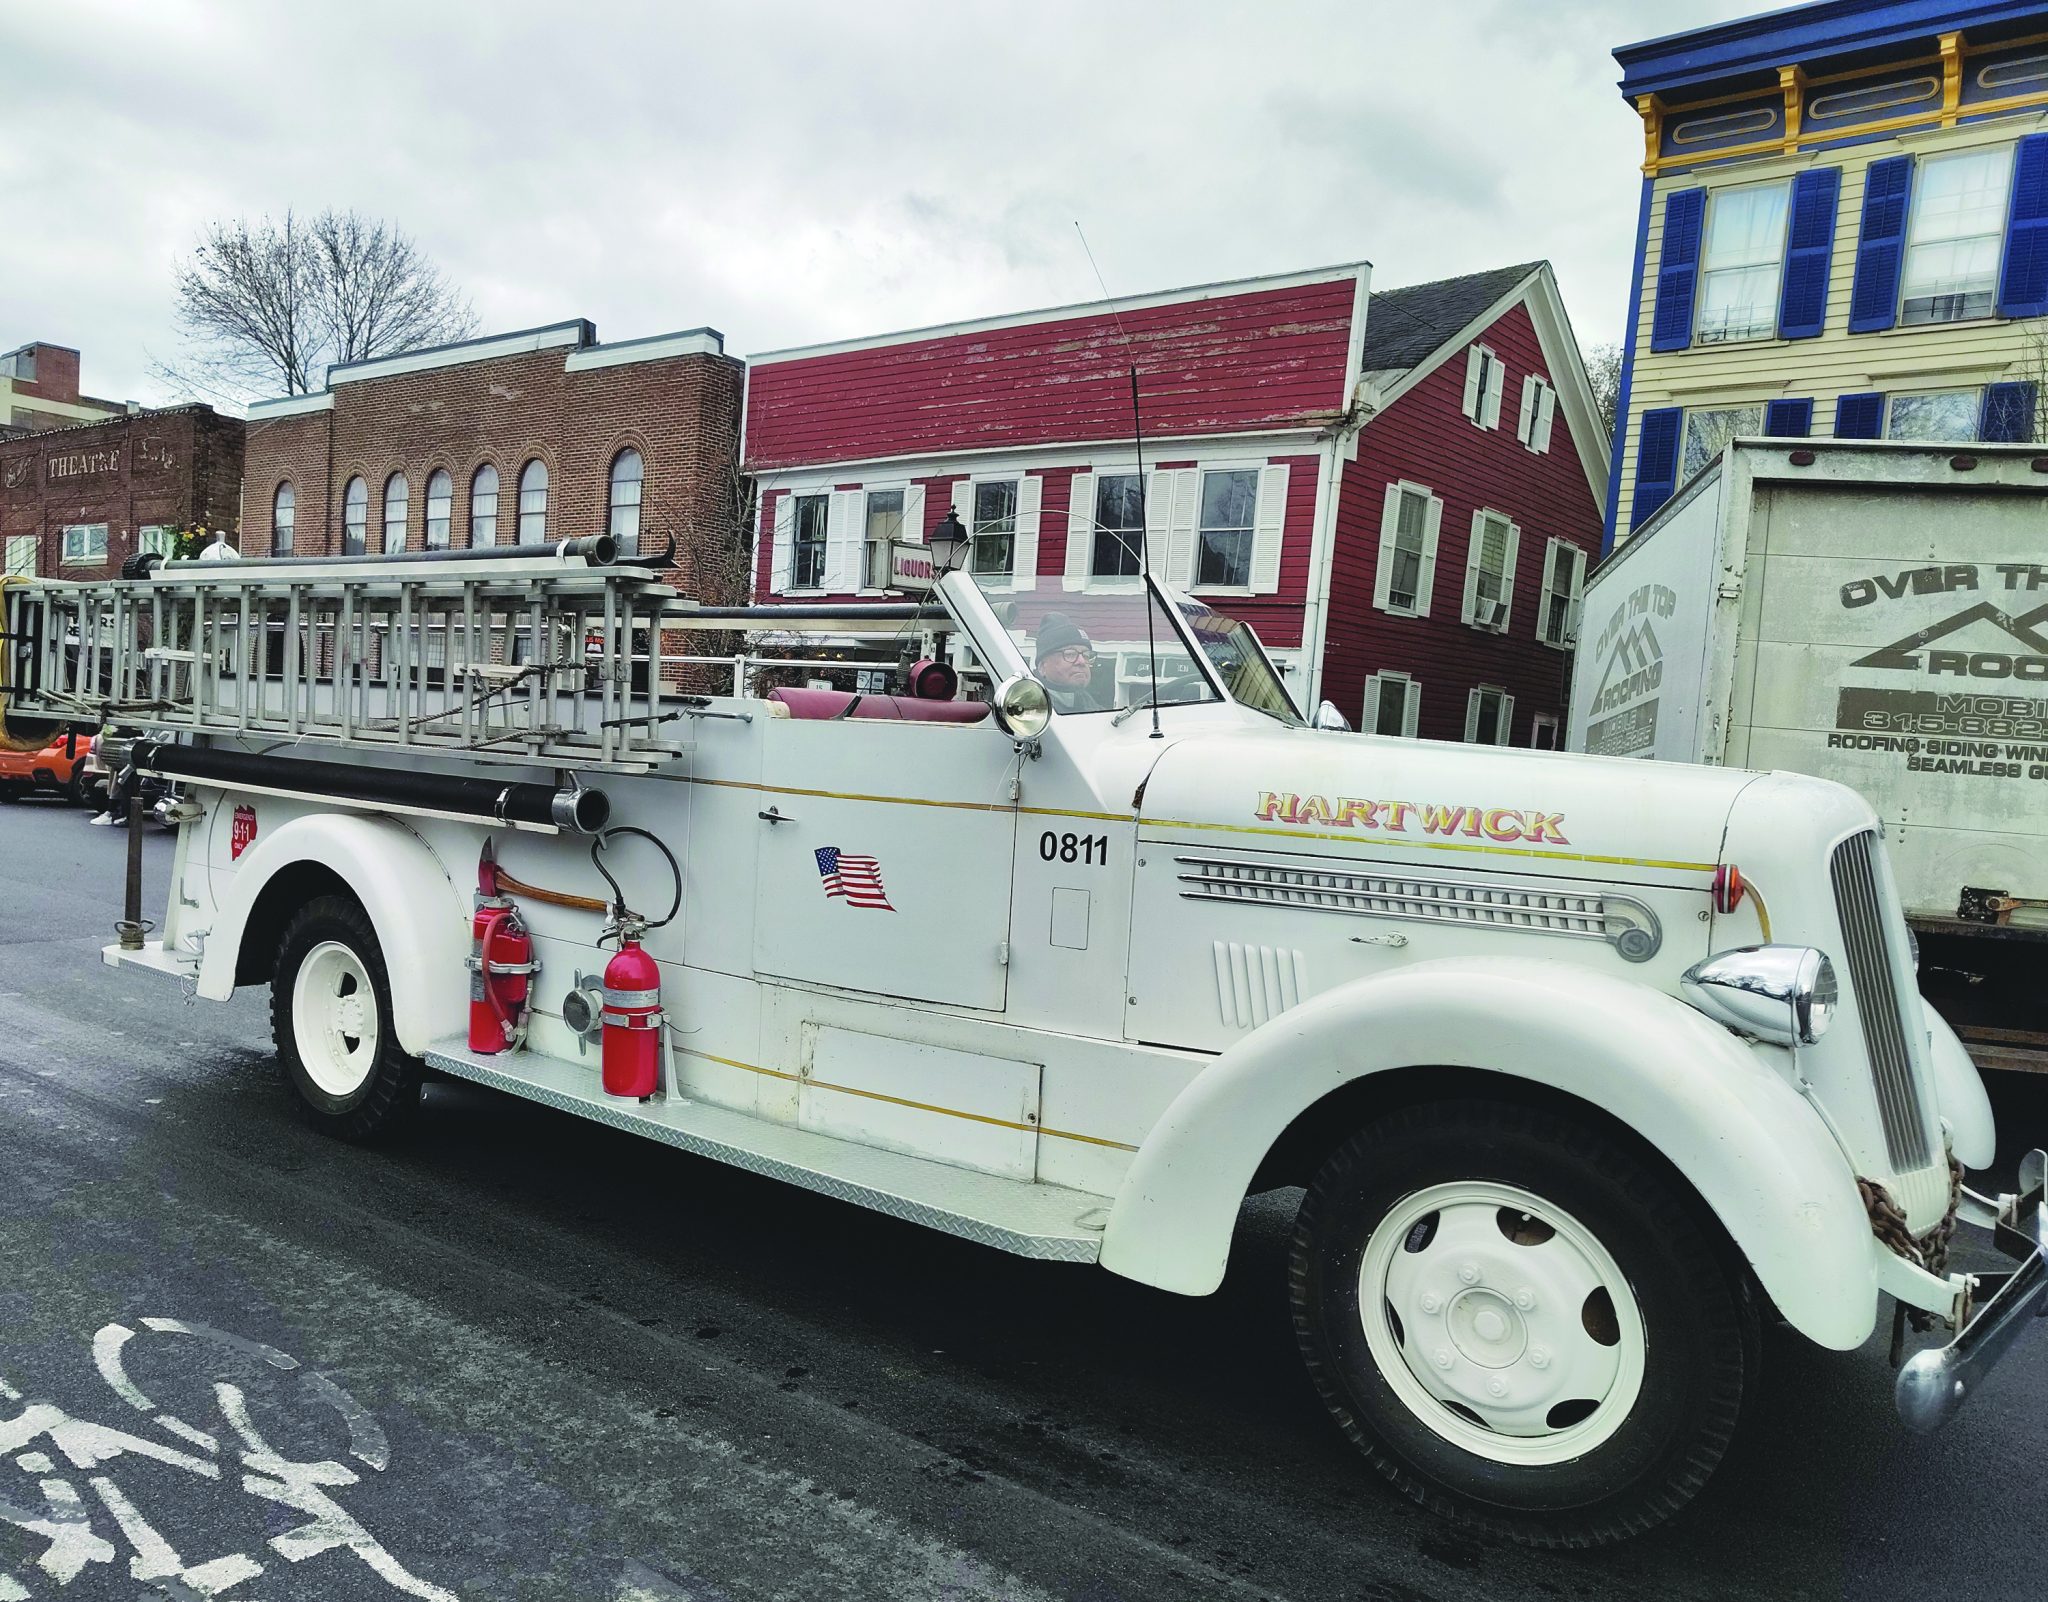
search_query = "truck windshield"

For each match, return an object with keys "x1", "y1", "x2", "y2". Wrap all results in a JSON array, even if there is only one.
[
  {"x1": 968, "y1": 572, "x2": 1218, "y2": 716},
  {"x1": 1172, "y1": 596, "x2": 1303, "y2": 727}
]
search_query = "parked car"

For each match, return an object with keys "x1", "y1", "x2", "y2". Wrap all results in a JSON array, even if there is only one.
[{"x1": 0, "y1": 730, "x2": 90, "y2": 805}]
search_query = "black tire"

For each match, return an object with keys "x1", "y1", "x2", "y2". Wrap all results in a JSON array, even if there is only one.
[
  {"x1": 1290, "y1": 1098, "x2": 1758, "y2": 1549},
  {"x1": 270, "y1": 894, "x2": 424, "y2": 1141},
  {"x1": 65, "y1": 767, "x2": 90, "y2": 807}
]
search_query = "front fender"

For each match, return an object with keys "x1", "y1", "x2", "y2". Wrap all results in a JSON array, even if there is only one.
[
  {"x1": 1923, "y1": 996, "x2": 1995, "y2": 1171},
  {"x1": 1101, "y1": 956, "x2": 1879, "y2": 1350},
  {"x1": 199, "y1": 811, "x2": 468, "y2": 1053}
]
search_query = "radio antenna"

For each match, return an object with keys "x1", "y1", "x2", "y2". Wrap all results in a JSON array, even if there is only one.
[{"x1": 1075, "y1": 221, "x2": 1162, "y2": 738}]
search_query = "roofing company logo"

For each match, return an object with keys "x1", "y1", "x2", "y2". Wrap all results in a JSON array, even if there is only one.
[
  {"x1": 1582, "y1": 581, "x2": 1676, "y2": 757},
  {"x1": 1852, "y1": 601, "x2": 2048, "y2": 678},
  {"x1": 814, "y1": 846, "x2": 895, "y2": 911}
]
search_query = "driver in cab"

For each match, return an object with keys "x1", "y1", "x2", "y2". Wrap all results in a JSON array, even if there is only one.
[{"x1": 1034, "y1": 614, "x2": 1105, "y2": 713}]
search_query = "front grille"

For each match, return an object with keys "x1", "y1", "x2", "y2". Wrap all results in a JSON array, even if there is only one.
[{"x1": 1829, "y1": 831, "x2": 1932, "y2": 1171}]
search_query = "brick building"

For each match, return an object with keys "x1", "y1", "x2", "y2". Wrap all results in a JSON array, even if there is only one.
[
  {"x1": 0, "y1": 405, "x2": 244, "y2": 581},
  {"x1": 242, "y1": 320, "x2": 745, "y2": 595},
  {"x1": 1, "y1": 341, "x2": 128, "y2": 436},
  {"x1": 744, "y1": 261, "x2": 1608, "y2": 746}
]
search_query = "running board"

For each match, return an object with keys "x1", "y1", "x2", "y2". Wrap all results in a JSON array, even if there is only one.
[{"x1": 421, "y1": 1036, "x2": 1109, "y2": 1263}]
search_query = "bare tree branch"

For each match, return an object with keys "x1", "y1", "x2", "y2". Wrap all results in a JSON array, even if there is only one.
[{"x1": 165, "y1": 209, "x2": 476, "y2": 402}]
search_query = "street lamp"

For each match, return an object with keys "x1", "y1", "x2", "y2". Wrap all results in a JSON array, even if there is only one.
[{"x1": 928, "y1": 510, "x2": 969, "y2": 574}]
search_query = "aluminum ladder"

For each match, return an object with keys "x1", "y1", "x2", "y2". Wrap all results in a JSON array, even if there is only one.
[{"x1": 0, "y1": 544, "x2": 696, "y2": 771}]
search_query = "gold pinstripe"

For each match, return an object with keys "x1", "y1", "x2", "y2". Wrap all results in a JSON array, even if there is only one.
[{"x1": 679, "y1": 775, "x2": 1717, "y2": 875}]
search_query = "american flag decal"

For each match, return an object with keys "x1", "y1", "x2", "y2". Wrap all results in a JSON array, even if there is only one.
[{"x1": 814, "y1": 846, "x2": 896, "y2": 911}]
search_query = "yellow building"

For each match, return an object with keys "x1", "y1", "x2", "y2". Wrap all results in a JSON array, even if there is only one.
[
  {"x1": 0, "y1": 342, "x2": 126, "y2": 434},
  {"x1": 1606, "y1": 1, "x2": 2048, "y2": 549}
]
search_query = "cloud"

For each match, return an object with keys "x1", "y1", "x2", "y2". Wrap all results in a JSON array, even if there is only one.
[{"x1": 0, "y1": 0, "x2": 1762, "y2": 407}]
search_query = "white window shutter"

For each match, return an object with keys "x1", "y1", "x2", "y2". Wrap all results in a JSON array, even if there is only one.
[
  {"x1": 1417, "y1": 495, "x2": 1442, "y2": 616},
  {"x1": 1539, "y1": 539, "x2": 1562, "y2": 643},
  {"x1": 951, "y1": 479, "x2": 973, "y2": 526},
  {"x1": 1363, "y1": 674, "x2": 1384, "y2": 732},
  {"x1": 1517, "y1": 376, "x2": 1537, "y2": 444},
  {"x1": 1499, "y1": 522, "x2": 1521, "y2": 631},
  {"x1": 1012, "y1": 474, "x2": 1042, "y2": 590},
  {"x1": 1462, "y1": 348, "x2": 1483, "y2": 420},
  {"x1": 1534, "y1": 386, "x2": 1556, "y2": 453},
  {"x1": 769, "y1": 494, "x2": 795, "y2": 593},
  {"x1": 1250, "y1": 463, "x2": 1288, "y2": 593},
  {"x1": 1464, "y1": 689, "x2": 1481, "y2": 743},
  {"x1": 1403, "y1": 681, "x2": 1421, "y2": 737},
  {"x1": 901, "y1": 482, "x2": 926, "y2": 543},
  {"x1": 824, "y1": 489, "x2": 860, "y2": 592},
  {"x1": 1462, "y1": 510, "x2": 1486, "y2": 624},
  {"x1": 1484, "y1": 358, "x2": 1506, "y2": 429},
  {"x1": 1165, "y1": 469, "x2": 1199, "y2": 587},
  {"x1": 1372, "y1": 487, "x2": 1401, "y2": 610},
  {"x1": 1500, "y1": 692, "x2": 1516, "y2": 743},
  {"x1": 1064, "y1": 472, "x2": 1095, "y2": 589}
]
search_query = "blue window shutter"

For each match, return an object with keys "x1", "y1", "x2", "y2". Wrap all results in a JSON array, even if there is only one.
[
  {"x1": 1764, "y1": 398, "x2": 1813, "y2": 437},
  {"x1": 1835, "y1": 392, "x2": 1886, "y2": 439},
  {"x1": 1650, "y1": 189, "x2": 1706, "y2": 352},
  {"x1": 1632, "y1": 408, "x2": 1683, "y2": 526},
  {"x1": 1997, "y1": 133, "x2": 2048, "y2": 318},
  {"x1": 1848, "y1": 156, "x2": 1913, "y2": 333},
  {"x1": 1980, "y1": 381, "x2": 2038, "y2": 443},
  {"x1": 1778, "y1": 168, "x2": 1840, "y2": 339}
]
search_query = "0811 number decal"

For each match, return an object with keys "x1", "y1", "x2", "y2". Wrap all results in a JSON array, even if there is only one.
[{"x1": 1039, "y1": 830, "x2": 1110, "y2": 866}]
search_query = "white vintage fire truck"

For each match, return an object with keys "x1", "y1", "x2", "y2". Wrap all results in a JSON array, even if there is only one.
[{"x1": 2, "y1": 536, "x2": 2042, "y2": 1548}]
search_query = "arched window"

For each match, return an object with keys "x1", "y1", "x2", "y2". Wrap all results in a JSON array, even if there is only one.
[
  {"x1": 470, "y1": 464, "x2": 498, "y2": 547},
  {"x1": 607, "y1": 448, "x2": 643, "y2": 555},
  {"x1": 342, "y1": 476, "x2": 368, "y2": 555},
  {"x1": 517, "y1": 459, "x2": 548, "y2": 542},
  {"x1": 424, "y1": 468, "x2": 453, "y2": 550},
  {"x1": 272, "y1": 481, "x2": 295, "y2": 556},
  {"x1": 383, "y1": 472, "x2": 409, "y2": 554}
]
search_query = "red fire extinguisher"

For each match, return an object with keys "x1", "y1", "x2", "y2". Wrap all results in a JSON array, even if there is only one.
[
  {"x1": 470, "y1": 846, "x2": 537, "y2": 1054},
  {"x1": 591, "y1": 825, "x2": 682, "y2": 1101},
  {"x1": 601, "y1": 922, "x2": 662, "y2": 1099}
]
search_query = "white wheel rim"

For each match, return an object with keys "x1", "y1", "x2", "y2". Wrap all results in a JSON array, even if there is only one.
[
  {"x1": 1358, "y1": 1180, "x2": 1646, "y2": 1466},
  {"x1": 292, "y1": 940, "x2": 379, "y2": 1098}
]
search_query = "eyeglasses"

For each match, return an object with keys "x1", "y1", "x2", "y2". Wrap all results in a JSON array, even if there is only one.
[{"x1": 1047, "y1": 646, "x2": 1095, "y2": 665}]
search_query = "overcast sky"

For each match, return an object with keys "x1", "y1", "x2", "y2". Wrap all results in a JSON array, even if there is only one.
[{"x1": 2, "y1": 0, "x2": 1762, "y2": 409}]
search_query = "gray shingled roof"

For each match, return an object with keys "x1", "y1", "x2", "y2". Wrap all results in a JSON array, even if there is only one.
[{"x1": 1360, "y1": 262, "x2": 1545, "y2": 374}]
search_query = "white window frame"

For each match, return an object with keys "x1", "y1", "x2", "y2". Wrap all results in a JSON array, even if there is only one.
[
  {"x1": 424, "y1": 468, "x2": 454, "y2": 551},
  {"x1": 4, "y1": 534, "x2": 36, "y2": 577},
  {"x1": 1694, "y1": 178, "x2": 1791, "y2": 345},
  {"x1": 1191, "y1": 465, "x2": 1261, "y2": 593},
  {"x1": 1462, "y1": 345, "x2": 1505, "y2": 429},
  {"x1": 1089, "y1": 471, "x2": 1148, "y2": 585},
  {"x1": 1517, "y1": 374, "x2": 1557, "y2": 453},
  {"x1": 788, "y1": 492, "x2": 829, "y2": 592},
  {"x1": 1464, "y1": 685, "x2": 1514, "y2": 745},
  {"x1": 382, "y1": 471, "x2": 409, "y2": 556},
  {"x1": 860, "y1": 485, "x2": 909, "y2": 592},
  {"x1": 138, "y1": 525, "x2": 174, "y2": 561},
  {"x1": 951, "y1": 474, "x2": 1041, "y2": 591},
  {"x1": 60, "y1": 523, "x2": 108, "y2": 566},
  {"x1": 1372, "y1": 481, "x2": 1441, "y2": 618},
  {"x1": 1363, "y1": 670, "x2": 1421, "y2": 738},
  {"x1": 1885, "y1": 388, "x2": 1981, "y2": 443},
  {"x1": 1530, "y1": 712, "x2": 1560, "y2": 749},
  {"x1": 1900, "y1": 143, "x2": 2016, "y2": 327},
  {"x1": 1462, "y1": 510, "x2": 1519, "y2": 633},
  {"x1": 1537, "y1": 537, "x2": 1585, "y2": 649}
]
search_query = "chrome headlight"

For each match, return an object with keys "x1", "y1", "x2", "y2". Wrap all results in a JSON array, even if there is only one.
[
  {"x1": 1681, "y1": 944, "x2": 1837, "y2": 1047},
  {"x1": 991, "y1": 675, "x2": 1052, "y2": 740}
]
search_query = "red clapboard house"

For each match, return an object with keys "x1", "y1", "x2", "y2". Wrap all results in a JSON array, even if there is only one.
[{"x1": 743, "y1": 260, "x2": 1608, "y2": 745}]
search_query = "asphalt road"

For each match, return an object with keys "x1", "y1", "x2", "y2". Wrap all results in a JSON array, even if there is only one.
[{"x1": 1, "y1": 795, "x2": 2044, "y2": 1602}]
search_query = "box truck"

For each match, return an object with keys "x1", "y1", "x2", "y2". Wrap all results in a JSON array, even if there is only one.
[{"x1": 1570, "y1": 437, "x2": 2048, "y2": 1073}]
